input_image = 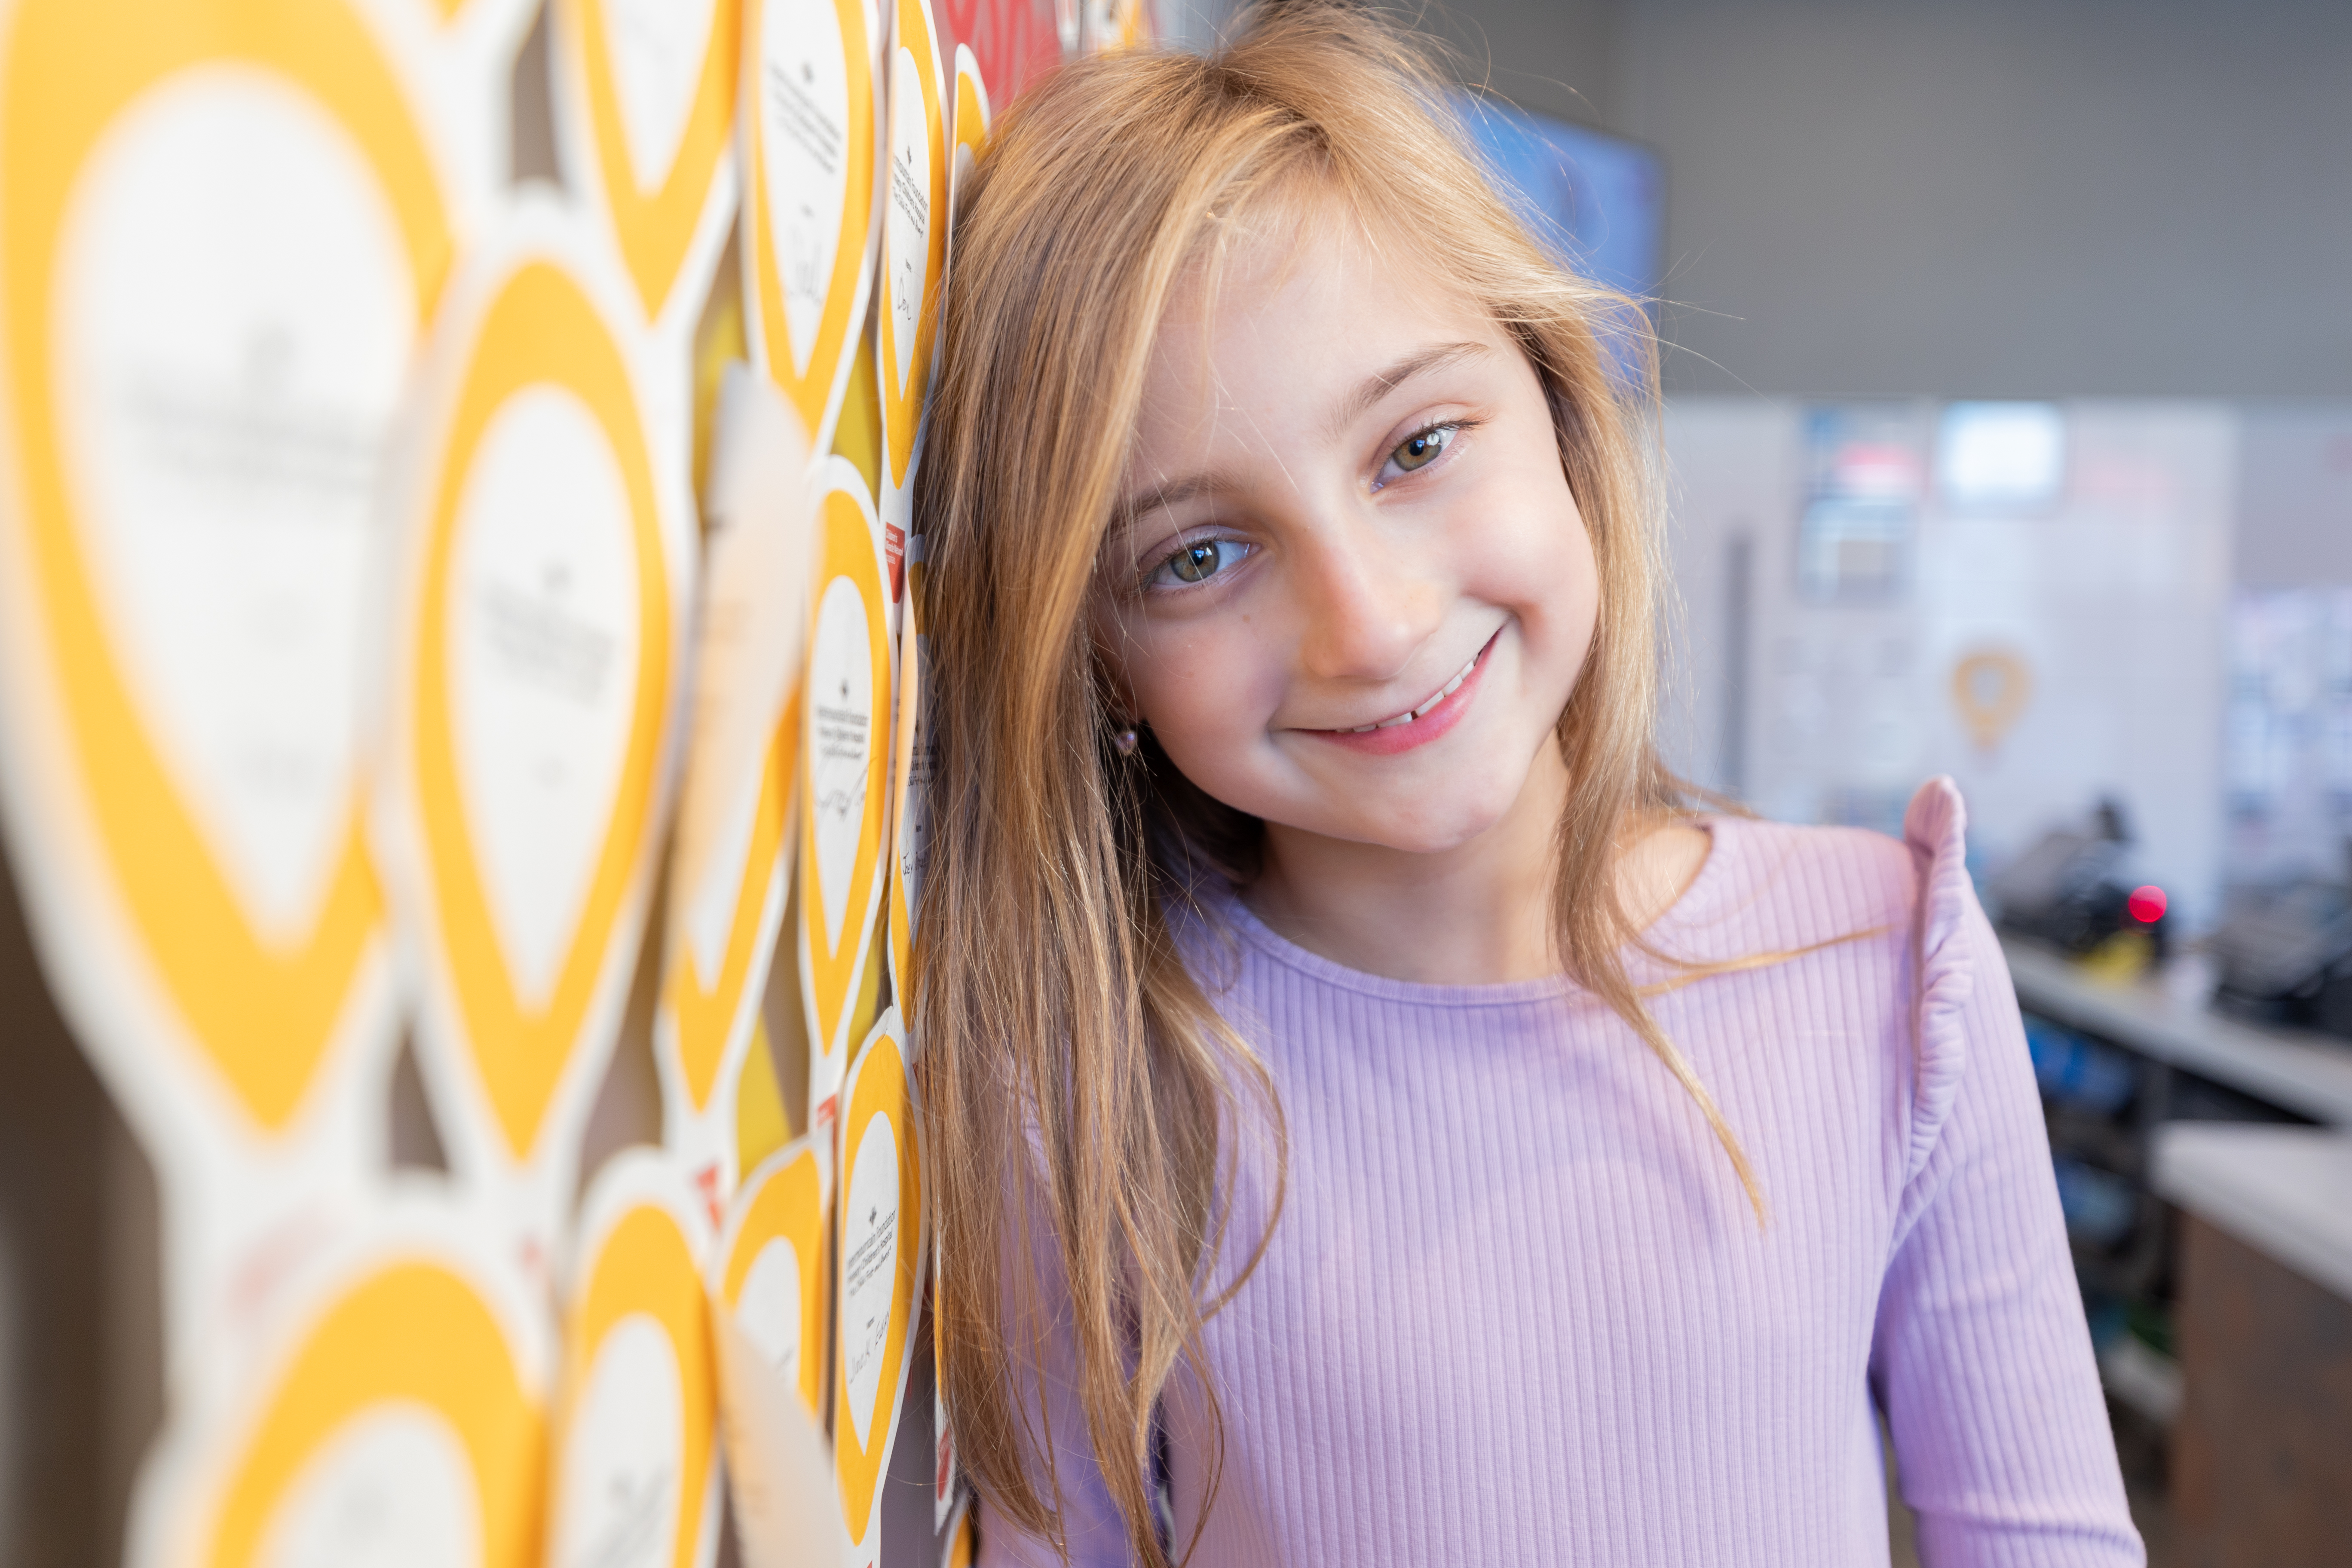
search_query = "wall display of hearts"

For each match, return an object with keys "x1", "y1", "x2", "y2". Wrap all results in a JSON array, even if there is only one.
[{"x1": 0, "y1": 0, "x2": 1064, "y2": 1559}]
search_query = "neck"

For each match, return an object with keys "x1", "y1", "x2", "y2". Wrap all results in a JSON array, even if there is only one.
[
  {"x1": 1249, "y1": 744, "x2": 1569, "y2": 985},
  {"x1": 1245, "y1": 747, "x2": 1711, "y2": 986}
]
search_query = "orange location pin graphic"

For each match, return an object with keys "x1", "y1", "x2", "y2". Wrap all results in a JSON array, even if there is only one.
[{"x1": 1951, "y1": 647, "x2": 2033, "y2": 751}]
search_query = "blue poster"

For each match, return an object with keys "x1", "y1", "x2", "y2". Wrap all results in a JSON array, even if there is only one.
[{"x1": 1455, "y1": 94, "x2": 1664, "y2": 303}]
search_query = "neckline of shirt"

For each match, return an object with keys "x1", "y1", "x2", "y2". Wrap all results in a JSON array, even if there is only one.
[{"x1": 1208, "y1": 813, "x2": 1747, "y2": 1008}]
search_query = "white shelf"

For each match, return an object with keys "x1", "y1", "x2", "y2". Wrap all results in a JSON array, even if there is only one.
[
  {"x1": 2000, "y1": 937, "x2": 2352, "y2": 1125},
  {"x1": 2152, "y1": 1125, "x2": 2352, "y2": 1304}
]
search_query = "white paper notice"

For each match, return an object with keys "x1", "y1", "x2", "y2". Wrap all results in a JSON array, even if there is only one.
[
  {"x1": 759, "y1": 0, "x2": 852, "y2": 380},
  {"x1": 671, "y1": 369, "x2": 812, "y2": 986},
  {"x1": 714, "y1": 1311, "x2": 851, "y2": 1568},
  {"x1": 448, "y1": 386, "x2": 641, "y2": 1013},
  {"x1": 58, "y1": 67, "x2": 412, "y2": 947}
]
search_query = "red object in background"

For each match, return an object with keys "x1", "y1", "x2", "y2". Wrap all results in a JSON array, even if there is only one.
[
  {"x1": 940, "y1": 0, "x2": 1067, "y2": 106},
  {"x1": 2127, "y1": 885, "x2": 2168, "y2": 923}
]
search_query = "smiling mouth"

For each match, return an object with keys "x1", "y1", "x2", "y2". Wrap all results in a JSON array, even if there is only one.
[{"x1": 1324, "y1": 631, "x2": 1498, "y2": 734}]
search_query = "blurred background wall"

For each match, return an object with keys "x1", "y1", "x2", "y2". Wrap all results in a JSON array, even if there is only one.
[{"x1": 1433, "y1": 0, "x2": 2352, "y2": 398}]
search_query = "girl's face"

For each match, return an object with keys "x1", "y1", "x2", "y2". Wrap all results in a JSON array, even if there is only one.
[{"x1": 1094, "y1": 217, "x2": 1600, "y2": 856}]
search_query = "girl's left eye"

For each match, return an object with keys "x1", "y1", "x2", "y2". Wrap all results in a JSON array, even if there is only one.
[
  {"x1": 1146, "y1": 536, "x2": 1253, "y2": 591},
  {"x1": 1376, "y1": 423, "x2": 1459, "y2": 487}
]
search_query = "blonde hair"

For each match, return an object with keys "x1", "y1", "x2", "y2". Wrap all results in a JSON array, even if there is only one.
[{"x1": 911, "y1": 6, "x2": 1755, "y2": 1562}]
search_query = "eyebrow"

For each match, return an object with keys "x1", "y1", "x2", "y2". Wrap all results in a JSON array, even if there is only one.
[
  {"x1": 1114, "y1": 339, "x2": 1493, "y2": 527},
  {"x1": 1322, "y1": 340, "x2": 1491, "y2": 444}
]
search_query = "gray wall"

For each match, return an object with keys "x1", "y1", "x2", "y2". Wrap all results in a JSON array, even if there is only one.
[{"x1": 1442, "y1": 0, "x2": 2352, "y2": 398}]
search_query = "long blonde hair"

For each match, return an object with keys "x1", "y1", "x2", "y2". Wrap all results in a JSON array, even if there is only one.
[{"x1": 911, "y1": 6, "x2": 1756, "y2": 1562}]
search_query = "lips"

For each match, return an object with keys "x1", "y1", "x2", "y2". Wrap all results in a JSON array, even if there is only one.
[{"x1": 1303, "y1": 630, "x2": 1499, "y2": 756}]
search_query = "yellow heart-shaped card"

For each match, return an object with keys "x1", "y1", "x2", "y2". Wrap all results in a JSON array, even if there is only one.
[
  {"x1": 125, "y1": 1196, "x2": 551, "y2": 1568},
  {"x1": 740, "y1": 0, "x2": 884, "y2": 454},
  {"x1": 833, "y1": 1007, "x2": 925, "y2": 1553},
  {"x1": 0, "y1": 0, "x2": 456, "y2": 1382},
  {"x1": 876, "y1": 0, "x2": 946, "y2": 509},
  {"x1": 378, "y1": 196, "x2": 691, "y2": 1259},
  {"x1": 951, "y1": 43, "x2": 993, "y2": 210},
  {"x1": 548, "y1": 0, "x2": 741, "y2": 328},
  {"x1": 0, "y1": 0, "x2": 445, "y2": 1152},
  {"x1": 712, "y1": 1133, "x2": 832, "y2": 1420},
  {"x1": 798, "y1": 457, "x2": 891, "y2": 1121},
  {"x1": 547, "y1": 1151, "x2": 721, "y2": 1568}
]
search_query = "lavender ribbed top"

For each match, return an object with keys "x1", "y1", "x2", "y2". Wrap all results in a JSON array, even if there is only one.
[{"x1": 978, "y1": 780, "x2": 2142, "y2": 1566}]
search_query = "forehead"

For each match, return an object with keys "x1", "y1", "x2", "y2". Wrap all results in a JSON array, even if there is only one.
[{"x1": 1134, "y1": 202, "x2": 1500, "y2": 456}]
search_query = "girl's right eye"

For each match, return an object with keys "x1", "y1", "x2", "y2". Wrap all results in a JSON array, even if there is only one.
[{"x1": 1146, "y1": 536, "x2": 1253, "y2": 591}]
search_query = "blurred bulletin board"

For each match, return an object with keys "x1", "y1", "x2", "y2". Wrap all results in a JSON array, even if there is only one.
[
  {"x1": 2227, "y1": 589, "x2": 2352, "y2": 887},
  {"x1": 2235, "y1": 404, "x2": 2352, "y2": 591},
  {"x1": 2222, "y1": 402, "x2": 2352, "y2": 888},
  {"x1": 1661, "y1": 398, "x2": 2233, "y2": 931}
]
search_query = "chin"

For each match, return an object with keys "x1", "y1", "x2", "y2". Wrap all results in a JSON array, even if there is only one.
[{"x1": 1353, "y1": 791, "x2": 1519, "y2": 855}]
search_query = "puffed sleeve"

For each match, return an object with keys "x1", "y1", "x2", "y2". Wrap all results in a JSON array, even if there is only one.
[{"x1": 1869, "y1": 780, "x2": 2144, "y2": 1565}]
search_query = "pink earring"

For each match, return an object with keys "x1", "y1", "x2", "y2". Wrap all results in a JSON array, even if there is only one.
[{"x1": 1113, "y1": 726, "x2": 1140, "y2": 756}]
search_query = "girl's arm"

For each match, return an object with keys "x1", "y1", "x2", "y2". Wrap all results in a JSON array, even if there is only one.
[{"x1": 1871, "y1": 788, "x2": 2144, "y2": 1565}]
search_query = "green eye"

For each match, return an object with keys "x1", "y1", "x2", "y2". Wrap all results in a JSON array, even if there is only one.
[
  {"x1": 1169, "y1": 540, "x2": 1225, "y2": 582},
  {"x1": 1390, "y1": 426, "x2": 1451, "y2": 473}
]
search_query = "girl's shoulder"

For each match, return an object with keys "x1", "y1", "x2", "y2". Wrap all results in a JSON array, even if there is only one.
[
  {"x1": 1678, "y1": 779, "x2": 1998, "y2": 1185},
  {"x1": 1671, "y1": 777, "x2": 1974, "y2": 969}
]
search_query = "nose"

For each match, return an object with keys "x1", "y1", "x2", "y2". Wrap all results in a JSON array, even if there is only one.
[{"x1": 1290, "y1": 513, "x2": 1445, "y2": 686}]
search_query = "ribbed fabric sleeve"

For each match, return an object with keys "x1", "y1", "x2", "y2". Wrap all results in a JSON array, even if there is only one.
[
  {"x1": 975, "y1": 778, "x2": 2141, "y2": 1568},
  {"x1": 1870, "y1": 787, "x2": 2142, "y2": 1565}
]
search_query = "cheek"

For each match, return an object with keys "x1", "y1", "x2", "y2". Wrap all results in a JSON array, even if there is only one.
[
  {"x1": 1469, "y1": 487, "x2": 1602, "y2": 692},
  {"x1": 1121, "y1": 619, "x2": 1296, "y2": 815},
  {"x1": 1124, "y1": 620, "x2": 1277, "y2": 760},
  {"x1": 1544, "y1": 524, "x2": 1603, "y2": 677}
]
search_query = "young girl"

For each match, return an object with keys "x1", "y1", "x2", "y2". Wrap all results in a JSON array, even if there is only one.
[{"x1": 912, "y1": 6, "x2": 2141, "y2": 1564}]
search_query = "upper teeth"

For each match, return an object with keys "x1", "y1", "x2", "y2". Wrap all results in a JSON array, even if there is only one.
[{"x1": 1346, "y1": 651, "x2": 1480, "y2": 733}]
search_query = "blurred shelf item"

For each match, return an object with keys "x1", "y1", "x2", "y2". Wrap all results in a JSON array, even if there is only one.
[
  {"x1": 2096, "y1": 1333, "x2": 2183, "y2": 1428},
  {"x1": 2151, "y1": 1125, "x2": 2352, "y2": 1306},
  {"x1": 2002, "y1": 937, "x2": 2352, "y2": 1126}
]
